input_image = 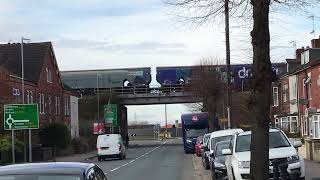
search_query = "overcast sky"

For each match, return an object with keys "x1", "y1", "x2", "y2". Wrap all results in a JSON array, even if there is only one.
[{"x1": 0, "y1": 0, "x2": 318, "y2": 125}]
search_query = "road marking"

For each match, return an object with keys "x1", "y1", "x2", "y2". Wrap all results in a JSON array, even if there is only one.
[{"x1": 105, "y1": 140, "x2": 168, "y2": 174}]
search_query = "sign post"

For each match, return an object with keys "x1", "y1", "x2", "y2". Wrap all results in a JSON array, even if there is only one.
[
  {"x1": 4, "y1": 104, "x2": 39, "y2": 163},
  {"x1": 104, "y1": 104, "x2": 118, "y2": 133}
]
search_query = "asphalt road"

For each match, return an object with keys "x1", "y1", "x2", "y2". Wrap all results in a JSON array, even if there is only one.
[{"x1": 87, "y1": 139, "x2": 196, "y2": 180}]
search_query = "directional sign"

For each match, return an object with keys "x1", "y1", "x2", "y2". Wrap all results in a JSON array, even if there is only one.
[
  {"x1": 104, "y1": 104, "x2": 118, "y2": 126},
  {"x1": 4, "y1": 104, "x2": 39, "y2": 130}
]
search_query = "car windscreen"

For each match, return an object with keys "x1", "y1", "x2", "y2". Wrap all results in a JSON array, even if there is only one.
[
  {"x1": 215, "y1": 142, "x2": 231, "y2": 156},
  {"x1": 203, "y1": 135, "x2": 210, "y2": 145},
  {"x1": 235, "y1": 131, "x2": 291, "y2": 152},
  {"x1": 0, "y1": 175, "x2": 81, "y2": 180},
  {"x1": 211, "y1": 135, "x2": 232, "y2": 150},
  {"x1": 196, "y1": 136, "x2": 203, "y2": 143},
  {"x1": 186, "y1": 129, "x2": 207, "y2": 138}
]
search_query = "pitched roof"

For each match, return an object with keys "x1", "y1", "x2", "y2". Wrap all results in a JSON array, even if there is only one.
[{"x1": 0, "y1": 42, "x2": 52, "y2": 83}]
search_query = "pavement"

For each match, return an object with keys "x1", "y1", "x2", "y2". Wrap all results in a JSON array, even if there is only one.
[{"x1": 55, "y1": 139, "x2": 320, "y2": 180}]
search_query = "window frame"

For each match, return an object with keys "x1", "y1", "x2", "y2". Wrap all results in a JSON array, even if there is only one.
[
  {"x1": 289, "y1": 116, "x2": 298, "y2": 133},
  {"x1": 46, "y1": 67, "x2": 53, "y2": 83},
  {"x1": 280, "y1": 117, "x2": 289, "y2": 132},
  {"x1": 273, "y1": 87, "x2": 279, "y2": 107},
  {"x1": 313, "y1": 115, "x2": 320, "y2": 139}
]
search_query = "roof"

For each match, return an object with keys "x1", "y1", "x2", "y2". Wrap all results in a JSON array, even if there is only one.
[
  {"x1": 281, "y1": 57, "x2": 320, "y2": 78},
  {"x1": 210, "y1": 129, "x2": 244, "y2": 139},
  {"x1": 0, "y1": 162, "x2": 94, "y2": 175},
  {"x1": 0, "y1": 42, "x2": 52, "y2": 83},
  {"x1": 238, "y1": 128, "x2": 280, "y2": 136}
]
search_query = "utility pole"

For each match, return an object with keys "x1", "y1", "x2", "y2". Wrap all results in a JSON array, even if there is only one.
[
  {"x1": 225, "y1": 0, "x2": 231, "y2": 128},
  {"x1": 96, "y1": 73, "x2": 100, "y2": 132},
  {"x1": 165, "y1": 104, "x2": 168, "y2": 135},
  {"x1": 21, "y1": 37, "x2": 32, "y2": 163}
]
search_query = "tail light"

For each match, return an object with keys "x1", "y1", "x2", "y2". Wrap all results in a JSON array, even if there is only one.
[
  {"x1": 119, "y1": 144, "x2": 122, "y2": 151},
  {"x1": 97, "y1": 147, "x2": 100, "y2": 151}
]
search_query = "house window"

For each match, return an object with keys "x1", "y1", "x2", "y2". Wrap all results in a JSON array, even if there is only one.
[
  {"x1": 38, "y1": 93, "x2": 45, "y2": 114},
  {"x1": 302, "y1": 78, "x2": 306, "y2": 99},
  {"x1": 26, "y1": 90, "x2": 30, "y2": 104},
  {"x1": 313, "y1": 115, "x2": 320, "y2": 139},
  {"x1": 46, "y1": 67, "x2": 52, "y2": 83},
  {"x1": 48, "y1": 95, "x2": 51, "y2": 114},
  {"x1": 289, "y1": 116, "x2": 298, "y2": 133},
  {"x1": 302, "y1": 117, "x2": 309, "y2": 135},
  {"x1": 282, "y1": 84, "x2": 288, "y2": 103},
  {"x1": 281, "y1": 117, "x2": 289, "y2": 132},
  {"x1": 12, "y1": 88, "x2": 20, "y2": 96},
  {"x1": 308, "y1": 82, "x2": 312, "y2": 100},
  {"x1": 38, "y1": 93, "x2": 42, "y2": 113},
  {"x1": 273, "y1": 87, "x2": 279, "y2": 107},
  {"x1": 64, "y1": 97, "x2": 70, "y2": 116},
  {"x1": 275, "y1": 118, "x2": 280, "y2": 128},
  {"x1": 41, "y1": 93, "x2": 45, "y2": 114},
  {"x1": 30, "y1": 91, "x2": 33, "y2": 103},
  {"x1": 55, "y1": 96, "x2": 60, "y2": 115}
]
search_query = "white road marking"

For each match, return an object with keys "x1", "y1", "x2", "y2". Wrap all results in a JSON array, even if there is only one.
[{"x1": 105, "y1": 140, "x2": 169, "y2": 174}]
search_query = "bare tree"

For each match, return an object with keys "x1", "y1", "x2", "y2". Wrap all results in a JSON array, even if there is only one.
[
  {"x1": 165, "y1": 0, "x2": 318, "y2": 179},
  {"x1": 187, "y1": 57, "x2": 226, "y2": 132}
]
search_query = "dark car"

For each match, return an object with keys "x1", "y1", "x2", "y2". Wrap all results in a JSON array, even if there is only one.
[
  {"x1": 0, "y1": 162, "x2": 107, "y2": 180},
  {"x1": 201, "y1": 133, "x2": 211, "y2": 170},
  {"x1": 210, "y1": 141, "x2": 230, "y2": 180}
]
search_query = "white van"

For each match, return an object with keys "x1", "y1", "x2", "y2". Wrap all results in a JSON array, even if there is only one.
[{"x1": 97, "y1": 134, "x2": 126, "y2": 161}]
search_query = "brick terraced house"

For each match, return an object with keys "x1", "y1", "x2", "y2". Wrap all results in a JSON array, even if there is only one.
[{"x1": 0, "y1": 42, "x2": 79, "y2": 138}]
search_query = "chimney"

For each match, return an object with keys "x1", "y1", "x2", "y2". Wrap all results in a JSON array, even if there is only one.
[
  {"x1": 311, "y1": 36, "x2": 320, "y2": 48},
  {"x1": 296, "y1": 47, "x2": 304, "y2": 61}
]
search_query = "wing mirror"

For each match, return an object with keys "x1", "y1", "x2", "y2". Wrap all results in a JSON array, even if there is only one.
[
  {"x1": 201, "y1": 145, "x2": 209, "y2": 151},
  {"x1": 293, "y1": 141, "x2": 302, "y2": 148},
  {"x1": 222, "y1": 149, "x2": 232, "y2": 155},
  {"x1": 209, "y1": 151, "x2": 215, "y2": 157}
]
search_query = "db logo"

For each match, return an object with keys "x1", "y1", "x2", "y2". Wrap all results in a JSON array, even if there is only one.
[
  {"x1": 238, "y1": 67, "x2": 252, "y2": 79},
  {"x1": 192, "y1": 116, "x2": 199, "y2": 122}
]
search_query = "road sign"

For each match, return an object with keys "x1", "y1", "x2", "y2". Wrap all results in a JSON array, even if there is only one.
[
  {"x1": 4, "y1": 104, "x2": 39, "y2": 130},
  {"x1": 104, "y1": 104, "x2": 118, "y2": 126}
]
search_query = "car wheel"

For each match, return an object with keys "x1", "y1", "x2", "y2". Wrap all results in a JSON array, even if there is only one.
[
  {"x1": 119, "y1": 153, "x2": 124, "y2": 160},
  {"x1": 98, "y1": 156, "x2": 102, "y2": 162},
  {"x1": 232, "y1": 168, "x2": 236, "y2": 180},
  {"x1": 205, "y1": 158, "x2": 210, "y2": 170}
]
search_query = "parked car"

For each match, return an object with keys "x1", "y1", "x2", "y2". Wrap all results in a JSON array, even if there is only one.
[
  {"x1": 201, "y1": 133, "x2": 212, "y2": 169},
  {"x1": 223, "y1": 129, "x2": 305, "y2": 180},
  {"x1": 97, "y1": 134, "x2": 126, "y2": 161},
  {"x1": 0, "y1": 162, "x2": 107, "y2": 180},
  {"x1": 210, "y1": 140, "x2": 231, "y2": 180},
  {"x1": 195, "y1": 136, "x2": 204, "y2": 157}
]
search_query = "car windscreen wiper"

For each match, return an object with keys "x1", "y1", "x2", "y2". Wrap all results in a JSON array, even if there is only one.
[{"x1": 271, "y1": 144, "x2": 290, "y2": 148}]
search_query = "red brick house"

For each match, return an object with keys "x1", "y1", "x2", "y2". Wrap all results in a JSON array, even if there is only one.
[
  {"x1": 0, "y1": 42, "x2": 79, "y2": 138},
  {"x1": 271, "y1": 37, "x2": 320, "y2": 139}
]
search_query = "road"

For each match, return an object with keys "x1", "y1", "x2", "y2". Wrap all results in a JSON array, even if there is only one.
[
  {"x1": 86, "y1": 139, "x2": 196, "y2": 180},
  {"x1": 65, "y1": 138, "x2": 320, "y2": 180}
]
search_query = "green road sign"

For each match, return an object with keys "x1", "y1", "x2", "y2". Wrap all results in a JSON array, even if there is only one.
[
  {"x1": 4, "y1": 104, "x2": 39, "y2": 130},
  {"x1": 104, "y1": 104, "x2": 118, "y2": 126}
]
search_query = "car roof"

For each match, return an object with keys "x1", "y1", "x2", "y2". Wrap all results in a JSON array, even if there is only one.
[
  {"x1": 238, "y1": 128, "x2": 280, "y2": 136},
  {"x1": 0, "y1": 162, "x2": 95, "y2": 175},
  {"x1": 210, "y1": 129, "x2": 244, "y2": 138}
]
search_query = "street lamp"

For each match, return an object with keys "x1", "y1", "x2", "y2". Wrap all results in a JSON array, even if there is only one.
[{"x1": 21, "y1": 37, "x2": 32, "y2": 163}]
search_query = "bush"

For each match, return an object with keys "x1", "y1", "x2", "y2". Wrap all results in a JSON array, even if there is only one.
[
  {"x1": 0, "y1": 135, "x2": 23, "y2": 152},
  {"x1": 71, "y1": 138, "x2": 89, "y2": 154},
  {"x1": 40, "y1": 123, "x2": 71, "y2": 160}
]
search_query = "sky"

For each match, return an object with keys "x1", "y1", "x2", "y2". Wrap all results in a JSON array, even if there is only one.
[{"x1": 0, "y1": 0, "x2": 319, "y2": 125}]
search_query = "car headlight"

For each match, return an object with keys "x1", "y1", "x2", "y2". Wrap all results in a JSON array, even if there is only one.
[
  {"x1": 287, "y1": 155, "x2": 300, "y2": 164},
  {"x1": 186, "y1": 139, "x2": 192, "y2": 143},
  {"x1": 238, "y1": 161, "x2": 250, "y2": 169}
]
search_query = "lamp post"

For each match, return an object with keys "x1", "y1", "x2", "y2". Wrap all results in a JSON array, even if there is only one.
[{"x1": 21, "y1": 37, "x2": 32, "y2": 163}]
